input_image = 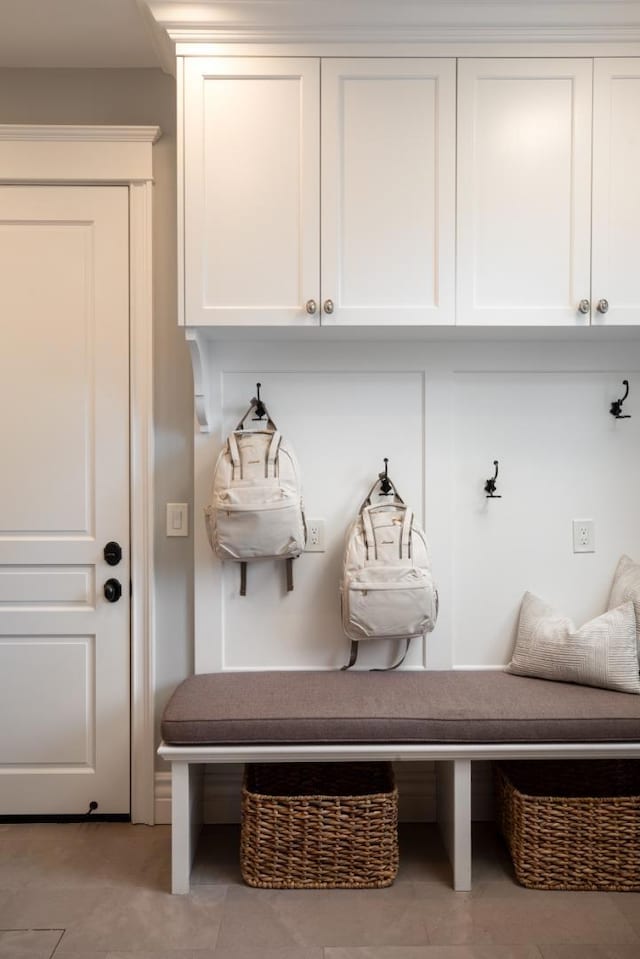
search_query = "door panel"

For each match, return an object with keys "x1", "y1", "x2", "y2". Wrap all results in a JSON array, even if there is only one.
[
  {"x1": 321, "y1": 58, "x2": 456, "y2": 326},
  {"x1": 457, "y1": 59, "x2": 592, "y2": 326},
  {"x1": 592, "y1": 59, "x2": 640, "y2": 325},
  {"x1": 0, "y1": 185, "x2": 130, "y2": 816}
]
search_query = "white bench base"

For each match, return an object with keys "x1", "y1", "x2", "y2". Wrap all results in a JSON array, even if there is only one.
[{"x1": 158, "y1": 741, "x2": 640, "y2": 894}]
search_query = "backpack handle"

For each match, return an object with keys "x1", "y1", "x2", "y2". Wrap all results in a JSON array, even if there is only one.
[
  {"x1": 360, "y1": 474, "x2": 405, "y2": 512},
  {"x1": 235, "y1": 398, "x2": 277, "y2": 432}
]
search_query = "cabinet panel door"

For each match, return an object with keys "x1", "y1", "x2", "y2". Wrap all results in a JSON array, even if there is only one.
[
  {"x1": 592, "y1": 59, "x2": 640, "y2": 326},
  {"x1": 321, "y1": 59, "x2": 456, "y2": 326},
  {"x1": 457, "y1": 59, "x2": 592, "y2": 326},
  {"x1": 183, "y1": 57, "x2": 319, "y2": 326}
]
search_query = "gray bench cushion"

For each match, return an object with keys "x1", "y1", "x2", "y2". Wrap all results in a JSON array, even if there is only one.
[{"x1": 161, "y1": 670, "x2": 640, "y2": 746}]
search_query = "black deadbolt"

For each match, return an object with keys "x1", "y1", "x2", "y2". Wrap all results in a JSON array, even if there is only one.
[
  {"x1": 104, "y1": 541, "x2": 123, "y2": 566},
  {"x1": 104, "y1": 578, "x2": 122, "y2": 603}
]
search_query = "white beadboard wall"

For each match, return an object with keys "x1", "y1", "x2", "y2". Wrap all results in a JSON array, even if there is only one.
[{"x1": 187, "y1": 334, "x2": 640, "y2": 823}]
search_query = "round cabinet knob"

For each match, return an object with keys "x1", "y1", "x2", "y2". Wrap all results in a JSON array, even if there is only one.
[
  {"x1": 597, "y1": 298, "x2": 610, "y2": 314},
  {"x1": 305, "y1": 299, "x2": 317, "y2": 315},
  {"x1": 578, "y1": 299, "x2": 591, "y2": 315},
  {"x1": 104, "y1": 578, "x2": 122, "y2": 603},
  {"x1": 323, "y1": 299, "x2": 334, "y2": 315}
]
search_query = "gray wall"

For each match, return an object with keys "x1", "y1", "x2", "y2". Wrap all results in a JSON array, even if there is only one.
[{"x1": 0, "y1": 68, "x2": 194, "y2": 765}]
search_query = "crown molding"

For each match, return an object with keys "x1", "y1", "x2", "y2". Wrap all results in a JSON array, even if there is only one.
[
  {"x1": 145, "y1": 0, "x2": 640, "y2": 45},
  {"x1": 0, "y1": 125, "x2": 162, "y2": 143}
]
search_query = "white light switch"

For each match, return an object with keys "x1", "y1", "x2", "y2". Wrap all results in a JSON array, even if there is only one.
[{"x1": 167, "y1": 503, "x2": 189, "y2": 537}]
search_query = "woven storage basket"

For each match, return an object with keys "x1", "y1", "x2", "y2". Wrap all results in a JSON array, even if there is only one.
[
  {"x1": 495, "y1": 759, "x2": 640, "y2": 891},
  {"x1": 241, "y1": 762, "x2": 399, "y2": 889}
]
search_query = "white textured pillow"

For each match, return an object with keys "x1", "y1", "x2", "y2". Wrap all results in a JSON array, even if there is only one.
[
  {"x1": 608, "y1": 554, "x2": 640, "y2": 662},
  {"x1": 507, "y1": 592, "x2": 640, "y2": 694}
]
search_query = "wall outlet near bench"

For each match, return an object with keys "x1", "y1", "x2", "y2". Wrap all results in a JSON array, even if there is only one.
[
  {"x1": 573, "y1": 519, "x2": 595, "y2": 553},
  {"x1": 306, "y1": 519, "x2": 326, "y2": 552}
]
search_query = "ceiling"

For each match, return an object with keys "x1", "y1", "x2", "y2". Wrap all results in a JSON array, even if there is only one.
[{"x1": 0, "y1": 0, "x2": 166, "y2": 69}]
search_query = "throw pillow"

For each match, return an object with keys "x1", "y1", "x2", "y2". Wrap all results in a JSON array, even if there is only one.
[
  {"x1": 507, "y1": 592, "x2": 640, "y2": 694},
  {"x1": 608, "y1": 554, "x2": 640, "y2": 662}
]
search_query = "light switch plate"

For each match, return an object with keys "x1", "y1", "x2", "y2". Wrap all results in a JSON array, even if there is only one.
[{"x1": 167, "y1": 503, "x2": 189, "y2": 537}]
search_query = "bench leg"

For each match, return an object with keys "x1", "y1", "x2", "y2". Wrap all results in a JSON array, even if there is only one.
[
  {"x1": 171, "y1": 762, "x2": 203, "y2": 894},
  {"x1": 436, "y1": 759, "x2": 472, "y2": 891}
]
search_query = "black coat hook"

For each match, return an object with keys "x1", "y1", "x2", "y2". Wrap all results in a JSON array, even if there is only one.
[
  {"x1": 251, "y1": 382, "x2": 267, "y2": 420},
  {"x1": 610, "y1": 379, "x2": 631, "y2": 419},
  {"x1": 485, "y1": 460, "x2": 501, "y2": 498},
  {"x1": 378, "y1": 458, "x2": 394, "y2": 496}
]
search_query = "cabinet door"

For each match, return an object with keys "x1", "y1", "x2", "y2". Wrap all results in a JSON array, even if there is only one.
[
  {"x1": 592, "y1": 59, "x2": 640, "y2": 326},
  {"x1": 182, "y1": 57, "x2": 320, "y2": 326},
  {"x1": 321, "y1": 59, "x2": 456, "y2": 326},
  {"x1": 457, "y1": 59, "x2": 592, "y2": 326}
]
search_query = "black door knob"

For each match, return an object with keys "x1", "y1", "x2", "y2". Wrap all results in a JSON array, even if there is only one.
[
  {"x1": 104, "y1": 541, "x2": 122, "y2": 566},
  {"x1": 104, "y1": 578, "x2": 122, "y2": 603}
]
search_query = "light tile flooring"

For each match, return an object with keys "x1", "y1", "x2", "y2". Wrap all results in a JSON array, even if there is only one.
[{"x1": 0, "y1": 821, "x2": 638, "y2": 959}]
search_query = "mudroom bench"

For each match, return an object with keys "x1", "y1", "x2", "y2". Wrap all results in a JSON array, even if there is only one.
[{"x1": 158, "y1": 670, "x2": 640, "y2": 894}]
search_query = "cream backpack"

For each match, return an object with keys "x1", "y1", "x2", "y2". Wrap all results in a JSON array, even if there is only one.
[
  {"x1": 341, "y1": 464, "x2": 438, "y2": 669},
  {"x1": 205, "y1": 387, "x2": 306, "y2": 595}
]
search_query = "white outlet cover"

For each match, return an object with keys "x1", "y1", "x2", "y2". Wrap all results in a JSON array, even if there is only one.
[
  {"x1": 572, "y1": 518, "x2": 595, "y2": 553},
  {"x1": 305, "y1": 518, "x2": 325, "y2": 552}
]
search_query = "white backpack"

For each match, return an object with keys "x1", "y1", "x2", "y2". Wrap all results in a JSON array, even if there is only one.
[
  {"x1": 341, "y1": 468, "x2": 438, "y2": 669},
  {"x1": 205, "y1": 390, "x2": 306, "y2": 595}
]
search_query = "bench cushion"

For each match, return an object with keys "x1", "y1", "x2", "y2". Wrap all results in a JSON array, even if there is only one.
[{"x1": 161, "y1": 670, "x2": 640, "y2": 746}]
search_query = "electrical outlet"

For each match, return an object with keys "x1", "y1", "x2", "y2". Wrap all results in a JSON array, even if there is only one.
[
  {"x1": 305, "y1": 518, "x2": 325, "y2": 552},
  {"x1": 573, "y1": 519, "x2": 595, "y2": 553}
]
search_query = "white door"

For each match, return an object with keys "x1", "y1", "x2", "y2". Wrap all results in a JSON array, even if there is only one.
[
  {"x1": 457, "y1": 59, "x2": 593, "y2": 326},
  {"x1": 0, "y1": 185, "x2": 130, "y2": 817},
  {"x1": 182, "y1": 57, "x2": 320, "y2": 326},
  {"x1": 321, "y1": 58, "x2": 456, "y2": 326},
  {"x1": 592, "y1": 58, "x2": 640, "y2": 326}
]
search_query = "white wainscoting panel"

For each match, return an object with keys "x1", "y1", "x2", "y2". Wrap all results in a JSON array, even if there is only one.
[
  {"x1": 202, "y1": 370, "x2": 426, "y2": 671},
  {"x1": 194, "y1": 339, "x2": 640, "y2": 678},
  {"x1": 452, "y1": 371, "x2": 640, "y2": 666}
]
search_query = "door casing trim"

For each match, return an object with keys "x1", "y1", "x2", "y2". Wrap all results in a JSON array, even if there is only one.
[{"x1": 0, "y1": 125, "x2": 160, "y2": 823}]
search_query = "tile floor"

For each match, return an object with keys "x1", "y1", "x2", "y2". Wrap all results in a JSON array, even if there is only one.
[{"x1": 0, "y1": 821, "x2": 638, "y2": 959}]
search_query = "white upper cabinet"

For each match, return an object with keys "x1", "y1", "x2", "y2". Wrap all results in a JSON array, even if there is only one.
[
  {"x1": 592, "y1": 59, "x2": 640, "y2": 326},
  {"x1": 321, "y1": 59, "x2": 456, "y2": 326},
  {"x1": 181, "y1": 56, "x2": 455, "y2": 327},
  {"x1": 457, "y1": 59, "x2": 593, "y2": 326},
  {"x1": 182, "y1": 57, "x2": 320, "y2": 326}
]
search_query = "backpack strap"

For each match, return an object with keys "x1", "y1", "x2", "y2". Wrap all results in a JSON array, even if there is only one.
[
  {"x1": 371, "y1": 637, "x2": 412, "y2": 672},
  {"x1": 228, "y1": 431, "x2": 241, "y2": 480},
  {"x1": 361, "y1": 506, "x2": 377, "y2": 561},
  {"x1": 266, "y1": 430, "x2": 282, "y2": 479},
  {"x1": 239, "y1": 561, "x2": 247, "y2": 596},
  {"x1": 341, "y1": 640, "x2": 359, "y2": 670},
  {"x1": 285, "y1": 557, "x2": 294, "y2": 592},
  {"x1": 341, "y1": 637, "x2": 412, "y2": 671},
  {"x1": 400, "y1": 507, "x2": 413, "y2": 560}
]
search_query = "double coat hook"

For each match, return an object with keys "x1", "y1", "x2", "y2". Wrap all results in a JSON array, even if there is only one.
[
  {"x1": 610, "y1": 380, "x2": 631, "y2": 420},
  {"x1": 485, "y1": 460, "x2": 501, "y2": 499}
]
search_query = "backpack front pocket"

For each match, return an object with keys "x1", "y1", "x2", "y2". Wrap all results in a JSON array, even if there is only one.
[
  {"x1": 206, "y1": 488, "x2": 305, "y2": 561},
  {"x1": 344, "y1": 567, "x2": 437, "y2": 640}
]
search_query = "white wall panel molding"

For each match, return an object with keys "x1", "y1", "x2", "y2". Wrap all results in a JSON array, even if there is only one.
[
  {"x1": 147, "y1": 0, "x2": 640, "y2": 45},
  {"x1": 0, "y1": 125, "x2": 162, "y2": 142}
]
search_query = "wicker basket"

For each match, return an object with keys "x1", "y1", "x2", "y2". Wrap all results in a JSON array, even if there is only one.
[
  {"x1": 240, "y1": 762, "x2": 399, "y2": 888},
  {"x1": 495, "y1": 760, "x2": 640, "y2": 891}
]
